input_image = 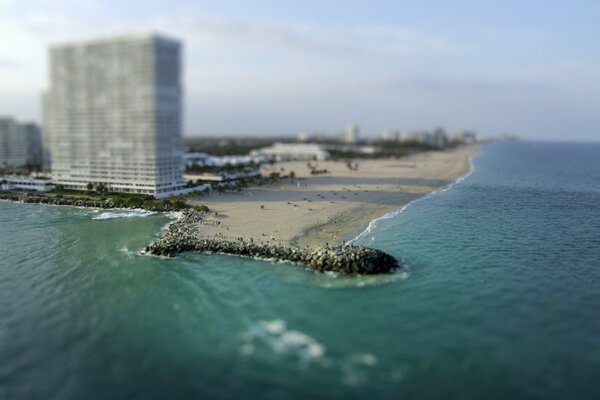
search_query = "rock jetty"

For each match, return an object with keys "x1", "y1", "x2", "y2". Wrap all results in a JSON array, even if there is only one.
[
  {"x1": 0, "y1": 192, "x2": 183, "y2": 212},
  {"x1": 145, "y1": 210, "x2": 399, "y2": 275}
]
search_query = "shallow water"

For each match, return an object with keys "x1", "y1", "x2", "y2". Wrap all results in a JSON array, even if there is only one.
[{"x1": 1, "y1": 141, "x2": 599, "y2": 399}]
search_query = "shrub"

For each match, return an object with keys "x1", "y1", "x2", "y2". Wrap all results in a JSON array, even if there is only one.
[
  {"x1": 126, "y1": 197, "x2": 144, "y2": 207},
  {"x1": 171, "y1": 199, "x2": 187, "y2": 210},
  {"x1": 193, "y1": 204, "x2": 210, "y2": 212}
]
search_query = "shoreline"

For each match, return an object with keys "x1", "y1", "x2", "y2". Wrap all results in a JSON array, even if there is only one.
[
  {"x1": 348, "y1": 148, "x2": 480, "y2": 244},
  {"x1": 0, "y1": 145, "x2": 480, "y2": 275},
  {"x1": 191, "y1": 144, "x2": 481, "y2": 250}
]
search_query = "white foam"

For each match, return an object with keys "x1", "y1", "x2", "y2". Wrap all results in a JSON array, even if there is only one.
[
  {"x1": 239, "y1": 319, "x2": 406, "y2": 386},
  {"x1": 92, "y1": 210, "x2": 156, "y2": 220},
  {"x1": 349, "y1": 152, "x2": 478, "y2": 244},
  {"x1": 165, "y1": 211, "x2": 184, "y2": 220},
  {"x1": 240, "y1": 319, "x2": 328, "y2": 363},
  {"x1": 315, "y1": 269, "x2": 410, "y2": 289}
]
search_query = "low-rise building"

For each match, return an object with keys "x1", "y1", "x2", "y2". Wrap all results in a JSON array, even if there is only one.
[
  {"x1": 250, "y1": 143, "x2": 330, "y2": 162},
  {"x1": 184, "y1": 152, "x2": 264, "y2": 168},
  {"x1": 1, "y1": 176, "x2": 55, "y2": 192}
]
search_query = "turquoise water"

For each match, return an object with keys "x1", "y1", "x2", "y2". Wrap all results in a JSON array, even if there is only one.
[{"x1": 1, "y1": 141, "x2": 599, "y2": 399}]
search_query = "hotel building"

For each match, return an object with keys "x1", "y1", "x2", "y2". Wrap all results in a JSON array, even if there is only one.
[{"x1": 43, "y1": 33, "x2": 186, "y2": 198}]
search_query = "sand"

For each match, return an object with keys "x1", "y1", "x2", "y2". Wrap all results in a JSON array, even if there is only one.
[{"x1": 189, "y1": 145, "x2": 480, "y2": 249}]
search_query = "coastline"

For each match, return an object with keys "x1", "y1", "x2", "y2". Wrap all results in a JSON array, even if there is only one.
[
  {"x1": 349, "y1": 146, "x2": 480, "y2": 244},
  {"x1": 190, "y1": 144, "x2": 481, "y2": 249}
]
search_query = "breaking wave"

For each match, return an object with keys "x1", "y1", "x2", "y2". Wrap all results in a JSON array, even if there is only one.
[{"x1": 92, "y1": 211, "x2": 157, "y2": 220}]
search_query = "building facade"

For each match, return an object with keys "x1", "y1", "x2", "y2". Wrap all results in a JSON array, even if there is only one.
[
  {"x1": 0, "y1": 117, "x2": 41, "y2": 169},
  {"x1": 251, "y1": 143, "x2": 330, "y2": 161},
  {"x1": 43, "y1": 33, "x2": 185, "y2": 197}
]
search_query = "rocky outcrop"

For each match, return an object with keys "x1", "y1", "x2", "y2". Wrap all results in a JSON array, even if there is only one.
[
  {"x1": 0, "y1": 193, "x2": 176, "y2": 211},
  {"x1": 146, "y1": 210, "x2": 399, "y2": 275}
]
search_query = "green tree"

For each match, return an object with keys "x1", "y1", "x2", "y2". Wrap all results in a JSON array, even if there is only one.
[
  {"x1": 193, "y1": 204, "x2": 210, "y2": 212},
  {"x1": 126, "y1": 197, "x2": 144, "y2": 208},
  {"x1": 86, "y1": 182, "x2": 94, "y2": 192},
  {"x1": 96, "y1": 182, "x2": 108, "y2": 193}
]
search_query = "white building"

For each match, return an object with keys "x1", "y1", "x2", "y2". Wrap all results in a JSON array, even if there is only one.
[
  {"x1": 184, "y1": 152, "x2": 264, "y2": 168},
  {"x1": 250, "y1": 143, "x2": 330, "y2": 162},
  {"x1": 342, "y1": 123, "x2": 359, "y2": 144},
  {"x1": 1, "y1": 176, "x2": 55, "y2": 192},
  {"x1": 43, "y1": 33, "x2": 186, "y2": 198}
]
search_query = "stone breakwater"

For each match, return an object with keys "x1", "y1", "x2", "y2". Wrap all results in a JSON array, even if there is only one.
[
  {"x1": 0, "y1": 193, "x2": 176, "y2": 212},
  {"x1": 145, "y1": 210, "x2": 399, "y2": 275}
]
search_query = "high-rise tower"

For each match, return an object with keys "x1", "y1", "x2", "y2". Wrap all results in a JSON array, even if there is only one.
[{"x1": 43, "y1": 33, "x2": 185, "y2": 197}]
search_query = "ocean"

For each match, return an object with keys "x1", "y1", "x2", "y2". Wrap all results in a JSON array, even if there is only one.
[{"x1": 1, "y1": 141, "x2": 599, "y2": 400}]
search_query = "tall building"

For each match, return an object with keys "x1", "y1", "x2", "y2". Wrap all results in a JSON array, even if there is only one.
[
  {"x1": 0, "y1": 117, "x2": 41, "y2": 169},
  {"x1": 343, "y1": 123, "x2": 359, "y2": 144},
  {"x1": 43, "y1": 33, "x2": 185, "y2": 198},
  {"x1": 23, "y1": 123, "x2": 42, "y2": 166}
]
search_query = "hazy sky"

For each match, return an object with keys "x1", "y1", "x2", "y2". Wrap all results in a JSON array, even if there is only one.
[{"x1": 1, "y1": 0, "x2": 599, "y2": 140}]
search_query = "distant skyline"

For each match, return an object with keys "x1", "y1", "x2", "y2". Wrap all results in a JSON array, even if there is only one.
[{"x1": 1, "y1": 0, "x2": 599, "y2": 141}]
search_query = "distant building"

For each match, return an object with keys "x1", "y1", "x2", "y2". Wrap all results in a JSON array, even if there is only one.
[
  {"x1": 430, "y1": 127, "x2": 448, "y2": 148},
  {"x1": 297, "y1": 132, "x2": 309, "y2": 142},
  {"x1": 342, "y1": 123, "x2": 359, "y2": 144},
  {"x1": 452, "y1": 130, "x2": 477, "y2": 144},
  {"x1": 403, "y1": 127, "x2": 448, "y2": 148},
  {"x1": 0, "y1": 118, "x2": 41, "y2": 169},
  {"x1": 43, "y1": 33, "x2": 187, "y2": 198},
  {"x1": 403, "y1": 130, "x2": 429, "y2": 144},
  {"x1": 184, "y1": 152, "x2": 263, "y2": 168},
  {"x1": 381, "y1": 129, "x2": 399, "y2": 142},
  {"x1": 250, "y1": 143, "x2": 330, "y2": 162}
]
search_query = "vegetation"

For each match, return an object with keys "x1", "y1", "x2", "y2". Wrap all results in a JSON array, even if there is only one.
[
  {"x1": 306, "y1": 162, "x2": 330, "y2": 175},
  {"x1": 126, "y1": 197, "x2": 144, "y2": 207},
  {"x1": 192, "y1": 204, "x2": 210, "y2": 212}
]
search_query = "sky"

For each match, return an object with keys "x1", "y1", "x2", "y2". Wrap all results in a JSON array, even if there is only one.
[{"x1": 0, "y1": 0, "x2": 599, "y2": 141}]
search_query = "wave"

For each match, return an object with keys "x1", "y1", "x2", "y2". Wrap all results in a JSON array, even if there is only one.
[
  {"x1": 240, "y1": 319, "x2": 401, "y2": 386},
  {"x1": 92, "y1": 210, "x2": 157, "y2": 220},
  {"x1": 349, "y1": 152, "x2": 478, "y2": 244},
  {"x1": 240, "y1": 319, "x2": 328, "y2": 365}
]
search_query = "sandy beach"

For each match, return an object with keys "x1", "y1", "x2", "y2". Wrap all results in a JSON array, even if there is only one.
[{"x1": 190, "y1": 145, "x2": 480, "y2": 249}]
